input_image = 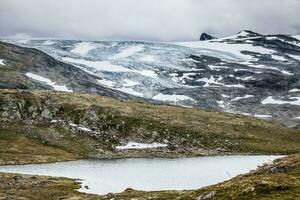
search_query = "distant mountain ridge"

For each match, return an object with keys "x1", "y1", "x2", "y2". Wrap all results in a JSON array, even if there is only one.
[{"x1": 1, "y1": 30, "x2": 300, "y2": 129}]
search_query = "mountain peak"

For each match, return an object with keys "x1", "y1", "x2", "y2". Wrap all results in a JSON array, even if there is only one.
[
  {"x1": 199, "y1": 33, "x2": 217, "y2": 41},
  {"x1": 237, "y1": 30, "x2": 262, "y2": 37}
]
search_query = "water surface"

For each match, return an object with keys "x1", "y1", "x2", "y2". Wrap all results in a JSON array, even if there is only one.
[{"x1": 0, "y1": 155, "x2": 281, "y2": 195}]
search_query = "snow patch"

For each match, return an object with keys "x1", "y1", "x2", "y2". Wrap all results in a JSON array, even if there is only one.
[
  {"x1": 254, "y1": 114, "x2": 272, "y2": 118},
  {"x1": 140, "y1": 55, "x2": 155, "y2": 62},
  {"x1": 69, "y1": 123, "x2": 78, "y2": 127},
  {"x1": 152, "y1": 93, "x2": 194, "y2": 102},
  {"x1": 171, "y1": 73, "x2": 196, "y2": 83},
  {"x1": 292, "y1": 35, "x2": 300, "y2": 40},
  {"x1": 288, "y1": 54, "x2": 300, "y2": 61},
  {"x1": 78, "y1": 127, "x2": 92, "y2": 132},
  {"x1": 116, "y1": 87, "x2": 144, "y2": 97},
  {"x1": 63, "y1": 57, "x2": 131, "y2": 72},
  {"x1": 217, "y1": 100, "x2": 226, "y2": 109},
  {"x1": 262, "y1": 96, "x2": 300, "y2": 106},
  {"x1": 281, "y1": 70, "x2": 294, "y2": 75},
  {"x1": 197, "y1": 76, "x2": 245, "y2": 88},
  {"x1": 42, "y1": 40, "x2": 56, "y2": 45},
  {"x1": 208, "y1": 65, "x2": 229, "y2": 71},
  {"x1": 289, "y1": 89, "x2": 300, "y2": 93},
  {"x1": 271, "y1": 55, "x2": 287, "y2": 62},
  {"x1": 231, "y1": 95, "x2": 254, "y2": 101},
  {"x1": 116, "y1": 142, "x2": 167, "y2": 150},
  {"x1": 236, "y1": 76, "x2": 255, "y2": 81},
  {"x1": 138, "y1": 69, "x2": 157, "y2": 78},
  {"x1": 174, "y1": 40, "x2": 276, "y2": 61},
  {"x1": 25, "y1": 73, "x2": 72, "y2": 92},
  {"x1": 123, "y1": 79, "x2": 138, "y2": 87},
  {"x1": 71, "y1": 42, "x2": 97, "y2": 55},
  {"x1": 97, "y1": 79, "x2": 115, "y2": 87},
  {"x1": 110, "y1": 45, "x2": 144, "y2": 59},
  {"x1": 63, "y1": 57, "x2": 157, "y2": 78},
  {"x1": 0, "y1": 59, "x2": 5, "y2": 66}
]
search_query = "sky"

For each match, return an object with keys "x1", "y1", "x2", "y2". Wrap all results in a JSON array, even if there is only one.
[{"x1": 0, "y1": 0, "x2": 299, "y2": 41}]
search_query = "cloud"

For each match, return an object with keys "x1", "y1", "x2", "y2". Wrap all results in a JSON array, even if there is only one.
[{"x1": 0, "y1": 0, "x2": 299, "y2": 41}]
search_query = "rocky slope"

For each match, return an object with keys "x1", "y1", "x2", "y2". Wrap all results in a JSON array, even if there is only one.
[
  {"x1": 1, "y1": 31, "x2": 300, "y2": 129},
  {"x1": 0, "y1": 89, "x2": 300, "y2": 164},
  {"x1": 0, "y1": 41, "x2": 137, "y2": 100}
]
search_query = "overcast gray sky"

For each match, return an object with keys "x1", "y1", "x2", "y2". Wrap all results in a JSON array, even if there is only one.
[{"x1": 0, "y1": 0, "x2": 299, "y2": 41}]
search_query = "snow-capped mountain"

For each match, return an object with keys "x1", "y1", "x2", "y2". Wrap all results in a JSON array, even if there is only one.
[{"x1": 2, "y1": 30, "x2": 300, "y2": 128}]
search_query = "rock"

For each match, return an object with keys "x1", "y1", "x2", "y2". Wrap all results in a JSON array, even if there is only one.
[
  {"x1": 199, "y1": 33, "x2": 217, "y2": 41},
  {"x1": 197, "y1": 191, "x2": 216, "y2": 200},
  {"x1": 41, "y1": 109, "x2": 52, "y2": 119},
  {"x1": 12, "y1": 175, "x2": 21, "y2": 181},
  {"x1": 28, "y1": 105, "x2": 38, "y2": 113},
  {"x1": 269, "y1": 165, "x2": 289, "y2": 173}
]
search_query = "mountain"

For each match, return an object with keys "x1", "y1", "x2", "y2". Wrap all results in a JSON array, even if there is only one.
[
  {"x1": 1, "y1": 30, "x2": 300, "y2": 129},
  {"x1": 199, "y1": 33, "x2": 217, "y2": 41},
  {"x1": 0, "y1": 41, "x2": 138, "y2": 100}
]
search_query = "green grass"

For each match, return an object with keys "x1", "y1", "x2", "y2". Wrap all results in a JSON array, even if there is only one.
[
  {"x1": 0, "y1": 89, "x2": 300, "y2": 161},
  {"x1": 0, "y1": 125, "x2": 78, "y2": 165}
]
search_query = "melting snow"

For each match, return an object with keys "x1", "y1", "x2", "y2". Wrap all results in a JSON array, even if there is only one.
[
  {"x1": 138, "y1": 69, "x2": 157, "y2": 78},
  {"x1": 25, "y1": 73, "x2": 73, "y2": 92},
  {"x1": 197, "y1": 76, "x2": 222, "y2": 87},
  {"x1": 281, "y1": 70, "x2": 294, "y2": 75},
  {"x1": 63, "y1": 57, "x2": 157, "y2": 78},
  {"x1": 262, "y1": 96, "x2": 300, "y2": 106},
  {"x1": 116, "y1": 87, "x2": 144, "y2": 97},
  {"x1": 174, "y1": 40, "x2": 276, "y2": 61},
  {"x1": 288, "y1": 54, "x2": 300, "y2": 61},
  {"x1": 140, "y1": 55, "x2": 155, "y2": 62},
  {"x1": 217, "y1": 100, "x2": 226, "y2": 109},
  {"x1": 152, "y1": 93, "x2": 194, "y2": 102},
  {"x1": 231, "y1": 95, "x2": 254, "y2": 101},
  {"x1": 69, "y1": 123, "x2": 78, "y2": 127},
  {"x1": 208, "y1": 65, "x2": 229, "y2": 71},
  {"x1": 71, "y1": 42, "x2": 97, "y2": 55},
  {"x1": 68, "y1": 122, "x2": 92, "y2": 132},
  {"x1": 236, "y1": 76, "x2": 255, "y2": 81},
  {"x1": 97, "y1": 79, "x2": 115, "y2": 87},
  {"x1": 221, "y1": 94, "x2": 230, "y2": 98},
  {"x1": 254, "y1": 114, "x2": 272, "y2": 118},
  {"x1": 271, "y1": 55, "x2": 287, "y2": 62},
  {"x1": 63, "y1": 57, "x2": 132, "y2": 72},
  {"x1": 116, "y1": 142, "x2": 167, "y2": 150},
  {"x1": 292, "y1": 35, "x2": 300, "y2": 40},
  {"x1": 110, "y1": 45, "x2": 144, "y2": 59},
  {"x1": 78, "y1": 127, "x2": 92, "y2": 132},
  {"x1": 123, "y1": 79, "x2": 138, "y2": 87},
  {"x1": 171, "y1": 73, "x2": 196, "y2": 83},
  {"x1": 289, "y1": 89, "x2": 300, "y2": 93},
  {"x1": 197, "y1": 76, "x2": 245, "y2": 88},
  {"x1": 0, "y1": 59, "x2": 5, "y2": 66},
  {"x1": 42, "y1": 40, "x2": 56, "y2": 45}
]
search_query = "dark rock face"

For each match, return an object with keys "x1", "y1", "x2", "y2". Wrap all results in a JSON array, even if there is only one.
[{"x1": 200, "y1": 33, "x2": 217, "y2": 41}]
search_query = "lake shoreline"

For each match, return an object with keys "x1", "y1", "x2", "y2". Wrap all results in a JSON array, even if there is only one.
[{"x1": 0, "y1": 154, "x2": 298, "y2": 199}]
